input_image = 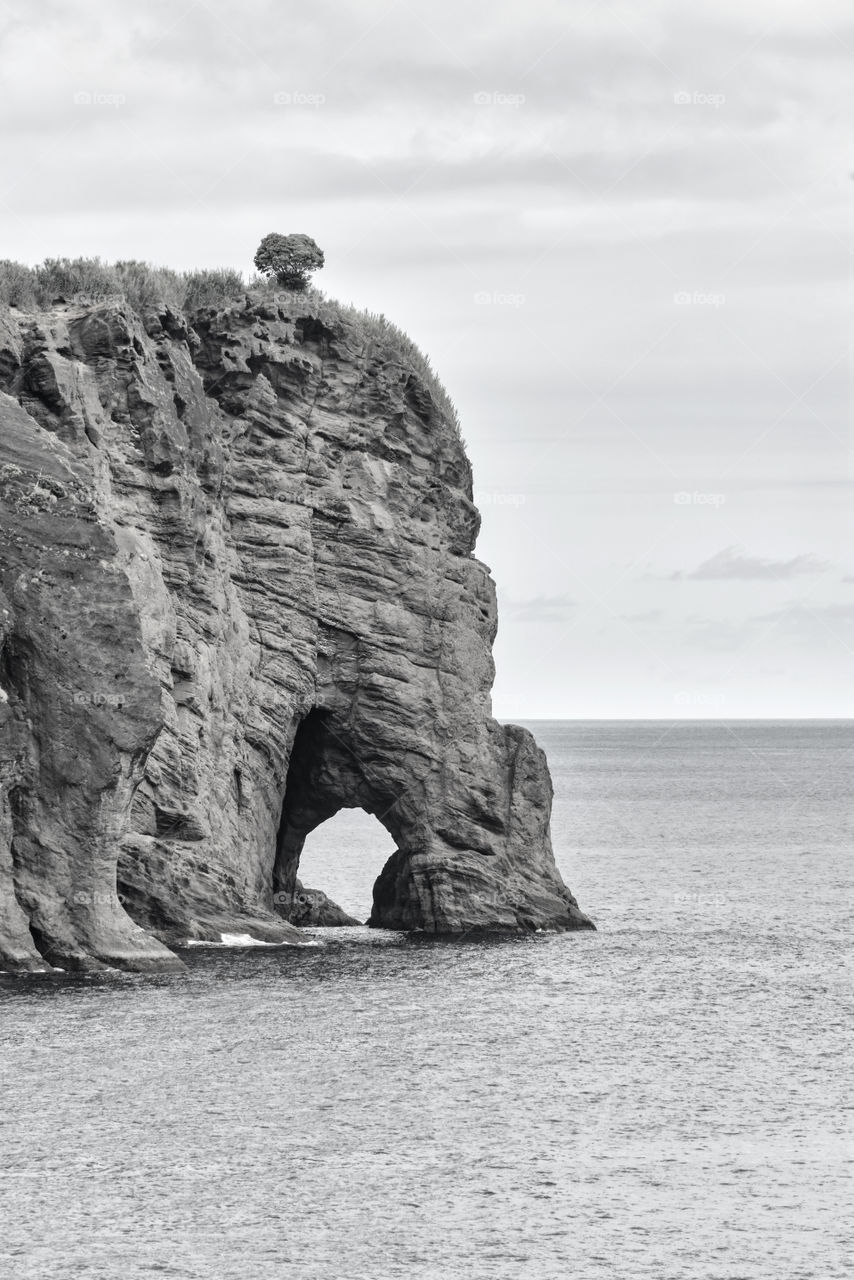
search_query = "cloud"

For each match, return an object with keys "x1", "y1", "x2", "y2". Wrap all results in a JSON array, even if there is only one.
[
  {"x1": 685, "y1": 600, "x2": 854, "y2": 652},
  {"x1": 674, "y1": 546, "x2": 830, "y2": 581},
  {"x1": 749, "y1": 601, "x2": 854, "y2": 655},
  {"x1": 622, "y1": 609, "x2": 664, "y2": 622},
  {"x1": 1, "y1": 0, "x2": 847, "y2": 223},
  {"x1": 759, "y1": 601, "x2": 854, "y2": 627},
  {"x1": 502, "y1": 593, "x2": 576, "y2": 623}
]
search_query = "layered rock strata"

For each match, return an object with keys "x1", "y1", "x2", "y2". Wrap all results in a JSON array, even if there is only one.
[{"x1": 0, "y1": 291, "x2": 593, "y2": 972}]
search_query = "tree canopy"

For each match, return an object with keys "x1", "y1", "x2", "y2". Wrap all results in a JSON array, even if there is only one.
[{"x1": 253, "y1": 233, "x2": 325, "y2": 290}]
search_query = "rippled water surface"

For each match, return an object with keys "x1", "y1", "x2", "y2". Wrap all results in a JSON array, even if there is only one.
[{"x1": 2, "y1": 721, "x2": 852, "y2": 1279}]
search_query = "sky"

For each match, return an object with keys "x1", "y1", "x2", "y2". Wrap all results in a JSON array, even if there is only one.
[{"x1": 1, "y1": 0, "x2": 852, "y2": 717}]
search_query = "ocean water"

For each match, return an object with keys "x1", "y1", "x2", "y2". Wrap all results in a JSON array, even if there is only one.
[{"x1": 1, "y1": 720, "x2": 852, "y2": 1280}]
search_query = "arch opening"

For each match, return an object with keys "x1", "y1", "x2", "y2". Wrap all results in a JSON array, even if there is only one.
[
  {"x1": 295, "y1": 808, "x2": 397, "y2": 925},
  {"x1": 272, "y1": 708, "x2": 401, "y2": 927}
]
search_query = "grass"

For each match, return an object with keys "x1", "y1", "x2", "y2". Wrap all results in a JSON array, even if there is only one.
[
  {"x1": 0, "y1": 257, "x2": 461, "y2": 436},
  {"x1": 0, "y1": 257, "x2": 247, "y2": 313}
]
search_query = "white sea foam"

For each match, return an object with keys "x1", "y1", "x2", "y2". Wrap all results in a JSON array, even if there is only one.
[
  {"x1": 185, "y1": 933, "x2": 322, "y2": 948},
  {"x1": 220, "y1": 933, "x2": 273, "y2": 947}
]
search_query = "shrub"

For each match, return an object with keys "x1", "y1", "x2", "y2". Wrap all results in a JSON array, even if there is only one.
[
  {"x1": 182, "y1": 268, "x2": 246, "y2": 311},
  {"x1": 0, "y1": 257, "x2": 249, "y2": 315},
  {"x1": 34, "y1": 257, "x2": 122, "y2": 305},
  {"x1": 0, "y1": 260, "x2": 38, "y2": 310},
  {"x1": 114, "y1": 260, "x2": 186, "y2": 312}
]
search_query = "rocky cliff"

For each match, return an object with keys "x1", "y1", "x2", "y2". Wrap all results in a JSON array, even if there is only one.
[{"x1": 0, "y1": 287, "x2": 593, "y2": 973}]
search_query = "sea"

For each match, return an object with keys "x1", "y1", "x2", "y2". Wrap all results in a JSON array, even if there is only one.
[{"x1": 1, "y1": 720, "x2": 852, "y2": 1280}]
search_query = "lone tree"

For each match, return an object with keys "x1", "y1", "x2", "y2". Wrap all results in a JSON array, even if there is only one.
[{"x1": 253, "y1": 233, "x2": 324, "y2": 291}]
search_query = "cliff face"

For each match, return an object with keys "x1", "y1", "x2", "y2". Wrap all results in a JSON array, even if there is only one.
[{"x1": 0, "y1": 290, "x2": 593, "y2": 973}]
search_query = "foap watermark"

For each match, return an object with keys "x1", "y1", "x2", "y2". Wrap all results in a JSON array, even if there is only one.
[
  {"x1": 72, "y1": 690, "x2": 126, "y2": 709},
  {"x1": 674, "y1": 90, "x2": 726, "y2": 109},
  {"x1": 474, "y1": 490, "x2": 526, "y2": 508},
  {"x1": 673, "y1": 690, "x2": 727, "y2": 710},
  {"x1": 272, "y1": 487, "x2": 338, "y2": 512},
  {"x1": 474, "y1": 290, "x2": 525, "y2": 307},
  {"x1": 273, "y1": 890, "x2": 325, "y2": 909},
  {"x1": 73, "y1": 90, "x2": 126, "y2": 107},
  {"x1": 273, "y1": 90, "x2": 326, "y2": 107},
  {"x1": 71, "y1": 291, "x2": 124, "y2": 308},
  {"x1": 272, "y1": 487, "x2": 313, "y2": 506},
  {"x1": 470, "y1": 889, "x2": 522, "y2": 911},
  {"x1": 269, "y1": 290, "x2": 315, "y2": 310},
  {"x1": 67, "y1": 890, "x2": 129, "y2": 908},
  {"x1": 674, "y1": 291, "x2": 725, "y2": 307},
  {"x1": 673, "y1": 490, "x2": 726, "y2": 507},
  {"x1": 473, "y1": 91, "x2": 526, "y2": 107}
]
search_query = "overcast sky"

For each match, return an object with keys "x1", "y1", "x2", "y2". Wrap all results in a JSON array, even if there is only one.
[{"x1": 2, "y1": 0, "x2": 851, "y2": 717}]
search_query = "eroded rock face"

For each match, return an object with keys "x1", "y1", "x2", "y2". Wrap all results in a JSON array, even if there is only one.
[{"x1": 0, "y1": 291, "x2": 592, "y2": 972}]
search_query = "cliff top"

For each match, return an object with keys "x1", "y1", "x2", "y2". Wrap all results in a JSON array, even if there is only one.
[{"x1": 0, "y1": 255, "x2": 461, "y2": 439}]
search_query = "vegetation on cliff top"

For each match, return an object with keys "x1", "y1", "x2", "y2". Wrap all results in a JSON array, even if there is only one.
[
  {"x1": 0, "y1": 256, "x2": 460, "y2": 437},
  {"x1": 253, "y1": 233, "x2": 324, "y2": 290}
]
